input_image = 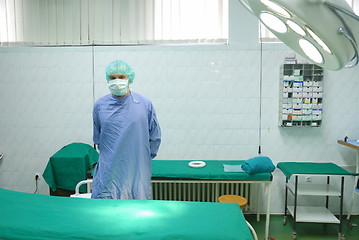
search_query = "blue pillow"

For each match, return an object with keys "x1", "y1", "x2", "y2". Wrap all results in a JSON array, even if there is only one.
[{"x1": 241, "y1": 156, "x2": 275, "y2": 175}]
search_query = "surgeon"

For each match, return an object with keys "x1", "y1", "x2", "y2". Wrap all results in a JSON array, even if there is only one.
[{"x1": 91, "y1": 60, "x2": 161, "y2": 200}]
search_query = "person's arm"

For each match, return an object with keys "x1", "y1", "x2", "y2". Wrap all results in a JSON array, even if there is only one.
[
  {"x1": 93, "y1": 104, "x2": 101, "y2": 148},
  {"x1": 148, "y1": 105, "x2": 161, "y2": 159}
]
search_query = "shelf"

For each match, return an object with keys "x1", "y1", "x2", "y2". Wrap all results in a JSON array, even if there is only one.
[
  {"x1": 287, "y1": 206, "x2": 340, "y2": 224},
  {"x1": 279, "y1": 63, "x2": 324, "y2": 127},
  {"x1": 286, "y1": 183, "x2": 341, "y2": 196}
]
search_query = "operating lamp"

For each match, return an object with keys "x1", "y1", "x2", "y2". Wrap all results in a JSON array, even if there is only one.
[{"x1": 238, "y1": 0, "x2": 359, "y2": 71}]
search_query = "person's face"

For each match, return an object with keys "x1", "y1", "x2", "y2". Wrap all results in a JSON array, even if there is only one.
[{"x1": 109, "y1": 73, "x2": 128, "y2": 81}]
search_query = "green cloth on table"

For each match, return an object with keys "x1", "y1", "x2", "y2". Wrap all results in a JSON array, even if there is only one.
[
  {"x1": 0, "y1": 188, "x2": 253, "y2": 240},
  {"x1": 241, "y1": 156, "x2": 275, "y2": 175},
  {"x1": 277, "y1": 162, "x2": 354, "y2": 179},
  {"x1": 43, "y1": 143, "x2": 99, "y2": 192},
  {"x1": 152, "y1": 160, "x2": 272, "y2": 181}
]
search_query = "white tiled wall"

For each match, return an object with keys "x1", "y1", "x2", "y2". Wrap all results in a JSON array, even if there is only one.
[
  {"x1": 0, "y1": 45, "x2": 358, "y2": 214},
  {"x1": 0, "y1": 48, "x2": 94, "y2": 193},
  {"x1": 0, "y1": 1, "x2": 358, "y2": 214}
]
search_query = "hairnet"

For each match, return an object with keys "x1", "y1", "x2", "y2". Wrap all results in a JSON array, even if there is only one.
[{"x1": 105, "y1": 60, "x2": 135, "y2": 84}]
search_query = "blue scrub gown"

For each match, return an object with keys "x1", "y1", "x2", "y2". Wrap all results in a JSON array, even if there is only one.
[{"x1": 91, "y1": 92, "x2": 161, "y2": 200}]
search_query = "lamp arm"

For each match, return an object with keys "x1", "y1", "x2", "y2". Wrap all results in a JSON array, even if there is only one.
[
  {"x1": 238, "y1": 0, "x2": 254, "y2": 14},
  {"x1": 324, "y1": 1, "x2": 359, "y2": 22},
  {"x1": 338, "y1": 27, "x2": 359, "y2": 68},
  {"x1": 324, "y1": 1, "x2": 359, "y2": 68}
]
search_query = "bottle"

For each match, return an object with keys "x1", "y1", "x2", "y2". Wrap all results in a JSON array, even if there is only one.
[{"x1": 344, "y1": 135, "x2": 348, "y2": 142}]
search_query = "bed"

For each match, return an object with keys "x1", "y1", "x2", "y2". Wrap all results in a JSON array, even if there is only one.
[
  {"x1": 152, "y1": 160, "x2": 272, "y2": 181},
  {"x1": 0, "y1": 188, "x2": 253, "y2": 240},
  {"x1": 151, "y1": 160, "x2": 273, "y2": 239}
]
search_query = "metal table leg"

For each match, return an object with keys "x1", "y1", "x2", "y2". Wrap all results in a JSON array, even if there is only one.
[
  {"x1": 264, "y1": 182, "x2": 271, "y2": 240},
  {"x1": 339, "y1": 177, "x2": 344, "y2": 239},
  {"x1": 347, "y1": 151, "x2": 359, "y2": 222},
  {"x1": 293, "y1": 176, "x2": 298, "y2": 238},
  {"x1": 283, "y1": 178, "x2": 288, "y2": 225}
]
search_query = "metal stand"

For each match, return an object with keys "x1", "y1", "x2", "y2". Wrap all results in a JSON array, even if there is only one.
[
  {"x1": 283, "y1": 175, "x2": 345, "y2": 240},
  {"x1": 347, "y1": 150, "x2": 359, "y2": 227}
]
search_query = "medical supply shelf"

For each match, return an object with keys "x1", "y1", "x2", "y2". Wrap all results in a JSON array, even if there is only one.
[
  {"x1": 277, "y1": 162, "x2": 353, "y2": 240},
  {"x1": 279, "y1": 64, "x2": 324, "y2": 127}
]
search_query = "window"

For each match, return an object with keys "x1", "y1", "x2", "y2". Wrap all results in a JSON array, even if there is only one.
[
  {"x1": 0, "y1": 0, "x2": 228, "y2": 46},
  {"x1": 260, "y1": 0, "x2": 358, "y2": 43}
]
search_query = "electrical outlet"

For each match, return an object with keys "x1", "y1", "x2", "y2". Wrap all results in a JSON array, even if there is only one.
[{"x1": 34, "y1": 172, "x2": 41, "y2": 180}]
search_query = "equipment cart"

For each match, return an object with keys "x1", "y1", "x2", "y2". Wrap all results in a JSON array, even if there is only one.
[
  {"x1": 277, "y1": 162, "x2": 354, "y2": 240},
  {"x1": 337, "y1": 140, "x2": 359, "y2": 229}
]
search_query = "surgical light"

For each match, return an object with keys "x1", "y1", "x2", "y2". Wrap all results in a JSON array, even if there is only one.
[
  {"x1": 259, "y1": 12, "x2": 287, "y2": 33},
  {"x1": 306, "y1": 27, "x2": 332, "y2": 54},
  {"x1": 260, "y1": 0, "x2": 291, "y2": 18},
  {"x1": 238, "y1": 0, "x2": 359, "y2": 71},
  {"x1": 299, "y1": 39, "x2": 324, "y2": 64},
  {"x1": 287, "y1": 20, "x2": 306, "y2": 37}
]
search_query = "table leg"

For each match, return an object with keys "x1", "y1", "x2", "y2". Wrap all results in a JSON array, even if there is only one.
[
  {"x1": 339, "y1": 177, "x2": 344, "y2": 238},
  {"x1": 264, "y1": 182, "x2": 271, "y2": 240},
  {"x1": 257, "y1": 183, "x2": 260, "y2": 222},
  {"x1": 284, "y1": 178, "x2": 288, "y2": 225},
  {"x1": 347, "y1": 150, "x2": 359, "y2": 221},
  {"x1": 293, "y1": 176, "x2": 298, "y2": 237},
  {"x1": 326, "y1": 176, "x2": 330, "y2": 208}
]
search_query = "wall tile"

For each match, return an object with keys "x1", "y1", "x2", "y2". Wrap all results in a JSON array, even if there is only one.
[{"x1": 0, "y1": 45, "x2": 358, "y2": 215}]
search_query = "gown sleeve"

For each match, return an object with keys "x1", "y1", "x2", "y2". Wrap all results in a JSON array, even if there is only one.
[
  {"x1": 93, "y1": 103, "x2": 101, "y2": 145},
  {"x1": 148, "y1": 104, "x2": 161, "y2": 159}
]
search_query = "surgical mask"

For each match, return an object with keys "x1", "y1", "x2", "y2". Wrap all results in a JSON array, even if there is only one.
[{"x1": 108, "y1": 79, "x2": 129, "y2": 96}]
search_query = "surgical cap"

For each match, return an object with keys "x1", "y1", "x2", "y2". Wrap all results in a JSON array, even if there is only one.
[{"x1": 105, "y1": 60, "x2": 135, "y2": 84}]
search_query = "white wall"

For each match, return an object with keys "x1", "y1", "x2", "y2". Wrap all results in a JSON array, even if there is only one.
[{"x1": 0, "y1": 0, "x2": 358, "y2": 214}]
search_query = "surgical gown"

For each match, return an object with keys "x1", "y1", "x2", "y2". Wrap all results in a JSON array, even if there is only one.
[{"x1": 91, "y1": 92, "x2": 161, "y2": 200}]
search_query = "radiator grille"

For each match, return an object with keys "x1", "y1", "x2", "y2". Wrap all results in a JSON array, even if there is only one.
[{"x1": 152, "y1": 181, "x2": 251, "y2": 211}]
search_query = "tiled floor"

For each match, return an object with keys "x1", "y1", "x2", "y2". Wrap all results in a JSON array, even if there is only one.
[{"x1": 246, "y1": 215, "x2": 359, "y2": 240}]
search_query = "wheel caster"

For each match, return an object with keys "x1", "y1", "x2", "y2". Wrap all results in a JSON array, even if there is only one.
[
  {"x1": 347, "y1": 220, "x2": 357, "y2": 229},
  {"x1": 347, "y1": 221, "x2": 353, "y2": 229},
  {"x1": 338, "y1": 233, "x2": 345, "y2": 240},
  {"x1": 283, "y1": 216, "x2": 287, "y2": 225}
]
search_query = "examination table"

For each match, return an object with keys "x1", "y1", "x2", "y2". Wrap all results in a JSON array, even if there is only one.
[{"x1": 0, "y1": 188, "x2": 253, "y2": 240}]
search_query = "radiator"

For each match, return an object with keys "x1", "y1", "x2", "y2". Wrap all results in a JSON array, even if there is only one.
[{"x1": 152, "y1": 181, "x2": 252, "y2": 211}]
